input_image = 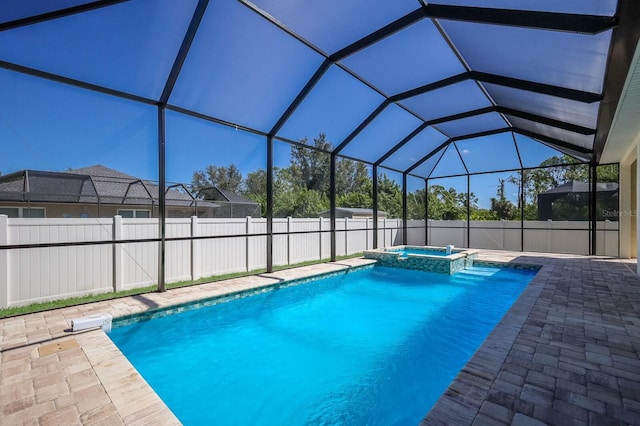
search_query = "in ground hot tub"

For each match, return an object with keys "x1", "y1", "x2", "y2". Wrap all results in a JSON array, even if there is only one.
[{"x1": 363, "y1": 245, "x2": 479, "y2": 274}]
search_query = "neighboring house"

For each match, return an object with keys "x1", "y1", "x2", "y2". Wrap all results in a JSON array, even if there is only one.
[
  {"x1": 0, "y1": 165, "x2": 220, "y2": 218},
  {"x1": 537, "y1": 181, "x2": 619, "y2": 221},
  {"x1": 197, "y1": 186, "x2": 261, "y2": 218},
  {"x1": 318, "y1": 207, "x2": 388, "y2": 219}
]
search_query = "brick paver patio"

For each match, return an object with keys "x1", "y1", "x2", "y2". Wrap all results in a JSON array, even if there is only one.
[
  {"x1": 423, "y1": 251, "x2": 640, "y2": 426},
  {"x1": 1, "y1": 252, "x2": 639, "y2": 425}
]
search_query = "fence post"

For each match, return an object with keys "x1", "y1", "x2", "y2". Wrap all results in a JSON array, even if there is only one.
[
  {"x1": 192, "y1": 216, "x2": 199, "y2": 280},
  {"x1": 318, "y1": 217, "x2": 323, "y2": 260},
  {"x1": 113, "y1": 215, "x2": 123, "y2": 292},
  {"x1": 246, "y1": 216, "x2": 251, "y2": 272},
  {"x1": 0, "y1": 215, "x2": 9, "y2": 308},
  {"x1": 382, "y1": 218, "x2": 387, "y2": 248},
  {"x1": 344, "y1": 218, "x2": 349, "y2": 256},
  {"x1": 287, "y1": 217, "x2": 292, "y2": 265},
  {"x1": 366, "y1": 217, "x2": 370, "y2": 249}
]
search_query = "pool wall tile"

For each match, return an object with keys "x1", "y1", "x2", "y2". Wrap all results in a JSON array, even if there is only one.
[
  {"x1": 113, "y1": 263, "x2": 376, "y2": 328},
  {"x1": 364, "y1": 245, "x2": 479, "y2": 274}
]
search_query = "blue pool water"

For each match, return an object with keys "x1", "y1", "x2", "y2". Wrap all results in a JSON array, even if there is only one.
[
  {"x1": 110, "y1": 265, "x2": 536, "y2": 425},
  {"x1": 388, "y1": 247, "x2": 449, "y2": 257}
]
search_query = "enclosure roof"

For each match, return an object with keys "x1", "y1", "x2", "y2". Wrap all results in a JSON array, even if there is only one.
[
  {"x1": 198, "y1": 187, "x2": 260, "y2": 205},
  {"x1": 0, "y1": 165, "x2": 212, "y2": 207},
  {"x1": 1, "y1": 1, "x2": 639, "y2": 178}
]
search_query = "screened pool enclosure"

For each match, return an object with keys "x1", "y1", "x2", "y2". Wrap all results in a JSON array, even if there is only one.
[{"x1": 0, "y1": 0, "x2": 639, "y2": 306}]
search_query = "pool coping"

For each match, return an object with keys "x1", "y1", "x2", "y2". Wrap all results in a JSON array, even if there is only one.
[{"x1": 113, "y1": 262, "x2": 376, "y2": 328}]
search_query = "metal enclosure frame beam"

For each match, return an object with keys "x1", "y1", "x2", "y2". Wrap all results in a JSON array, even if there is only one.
[
  {"x1": 402, "y1": 173, "x2": 408, "y2": 244},
  {"x1": 372, "y1": 165, "x2": 379, "y2": 249},
  {"x1": 423, "y1": 4, "x2": 618, "y2": 34},
  {"x1": 330, "y1": 153, "x2": 337, "y2": 261},
  {"x1": 0, "y1": 0, "x2": 130, "y2": 32},
  {"x1": 593, "y1": 0, "x2": 640, "y2": 162},
  {"x1": 157, "y1": 106, "x2": 166, "y2": 292},
  {"x1": 266, "y1": 136, "x2": 274, "y2": 271}
]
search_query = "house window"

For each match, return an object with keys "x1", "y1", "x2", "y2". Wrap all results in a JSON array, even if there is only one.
[
  {"x1": 0, "y1": 207, "x2": 45, "y2": 218},
  {"x1": 117, "y1": 209, "x2": 151, "y2": 218}
]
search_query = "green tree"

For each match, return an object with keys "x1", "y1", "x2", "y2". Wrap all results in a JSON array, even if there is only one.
[
  {"x1": 596, "y1": 164, "x2": 619, "y2": 183},
  {"x1": 471, "y1": 209, "x2": 497, "y2": 220},
  {"x1": 337, "y1": 191, "x2": 371, "y2": 210},
  {"x1": 407, "y1": 189, "x2": 425, "y2": 220},
  {"x1": 289, "y1": 133, "x2": 332, "y2": 194},
  {"x1": 489, "y1": 179, "x2": 518, "y2": 220},
  {"x1": 428, "y1": 185, "x2": 470, "y2": 220},
  {"x1": 273, "y1": 186, "x2": 328, "y2": 218},
  {"x1": 243, "y1": 169, "x2": 267, "y2": 215},
  {"x1": 191, "y1": 164, "x2": 243, "y2": 194},
  {"x1": 376, "y1": 173, "x2": 402, "y2": 218},
  {"x1": 336, "y1": 159, "x2": 370, "y2": 195}
]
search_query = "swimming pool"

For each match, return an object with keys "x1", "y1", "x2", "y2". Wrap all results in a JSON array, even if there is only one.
[{"x1": 109, "y1": 265, "x2": 537, "y2": 425}]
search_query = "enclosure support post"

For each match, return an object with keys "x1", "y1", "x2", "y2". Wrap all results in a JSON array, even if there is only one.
[
  {"x1": 590, "y1": 162, "x2": 598, "y2": 255},
  {"x1": 157, "y1": 106, "x2": 166, "y2": 292},
  {"x1": 425, "y1": 179, "x2": 429, "y2": 246},
  {"x1": 373, "y1": 164, "x2": 379, "y2": 249},
  {"x1": 402, "y1": 173, "x2": 408, "y2": 245},
  {"x1": 520, "y1": 169, "x2": 525, "y2": 252},
  {"x1": 466, "y1": 174, "x2": 471, "y2": 248},
  {"x1": 330, "y1": 153, "x2": 337, "y2": 262},
  {"x1": 267, "y1": 136, "x2": 274, "y2": 272}
]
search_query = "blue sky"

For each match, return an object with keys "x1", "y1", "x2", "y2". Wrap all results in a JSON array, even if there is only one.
[
  {"x1": 0, "y1": 0, "x2": 574, "y2": 209},
  {"x1": 0, "y1": 66, "x2": 535, "y2": 208},
  {"x1": 0, "y1": 55, "x2": 558, "y2": 209}
]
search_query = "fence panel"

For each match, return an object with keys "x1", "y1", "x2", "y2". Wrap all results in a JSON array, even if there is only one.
[
  {"x1": 121, "y1": 219, "x2": 158, "y2": 289},
  {"x1": 347, "y1": 218, "x2": 369, "y2": 254},
  {"x1": 390, "y1": 219, "x2": 403, "y2": 246},
  {"x1": 198, "y1": 218, "x2": 248, "y2": 276},
  {"x1": 469, "y1": 221, "x2": 521, "y2": 251},
  {"x1": 523, "y1": 221, "x2": 590, "y2": 255},
  {"x1": 166, "y1": 219, "x2": 192, "y2": 283},
  {"x1": 248, "y1": 218, "x2": 267, "y2": 271},
  {"x1": 321, "y1": 218, "x2": 331, "y2": 259},
  {"x1": 272, "y1": 219, "x2": 289, "y2": 266},
  {"x1": 406, "y1": 220, "x2": 426, "y2": 245},
  {"x1": 289, "y1": 218, "x2": 321, "y2": 264},
  {"x1": 7, "y1": 218, "x2": 113, "y2": 305},
  {"x1": 334, "y1": 219, "x2": 347, "y2": 257},
  {"x1": 429, "y1": 220, "x2": 467, "y2": 247},
  {"x1": 596, "y1": 221, "x2": 619, "y2": 257}
]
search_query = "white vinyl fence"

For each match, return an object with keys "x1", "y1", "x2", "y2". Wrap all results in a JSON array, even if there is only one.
[
  {"x1": 0, "y1": 216, "x2": 402, "y2": 308},
  {"x1": 0, "y1": 216, "x2": 619, "y2": 308},
  {"x1": 427, "y1": 220, "x2": 619, "y2": 256}
]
